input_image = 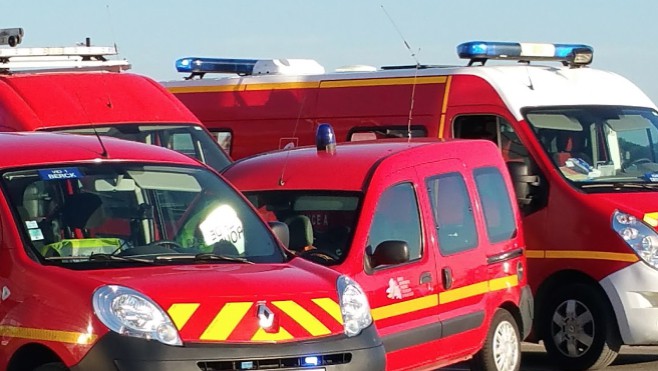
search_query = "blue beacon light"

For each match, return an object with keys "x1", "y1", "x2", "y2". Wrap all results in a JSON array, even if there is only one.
[
  {"x1": 316, "y1": 123, "x2": 336, "y2": 154},
  {"x1": 302, "y1": 356, "x2": 320, "y2": 366},
  {"x1": 457, "y1": 41, "x2": 593, "y2": 66},
  {"x1": 175, "y1": 57, "x2": 259, "y2": 75}
]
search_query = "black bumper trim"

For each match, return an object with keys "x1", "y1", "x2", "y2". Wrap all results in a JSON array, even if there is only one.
[{"x1": 70, "y1": 325, "x2": 384, "y2": 371}]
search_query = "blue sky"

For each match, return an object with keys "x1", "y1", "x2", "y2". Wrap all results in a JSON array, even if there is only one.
[{"x1": 6, "y1": 0, "x2": 658, "y2": 103}]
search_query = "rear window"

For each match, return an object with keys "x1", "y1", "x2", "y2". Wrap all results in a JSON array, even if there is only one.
[{"x1": 474, "y1": 167, "x2": 517, "y2": 243}]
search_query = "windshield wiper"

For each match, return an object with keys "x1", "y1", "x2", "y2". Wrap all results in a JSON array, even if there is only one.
[
  {"x1": 581, "y1": 182, "x2": 658, "y2": 190},
  {"x1": 152, "y1": 252, "x2": 254, "y2": 264},
  {"x1": 44, "y1": 253, "x2": 157, "y2": 264}
]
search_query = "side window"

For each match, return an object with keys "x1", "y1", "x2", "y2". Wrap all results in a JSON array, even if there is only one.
[
  {"x1": 474, "y1": 167, "x2": 517, "y2": 243},
  {"x1": 211, "y1": 130, "x2": 233, "y2": 154},
  {"x1": 426, "y1": 172, "x2": 478, "y2": 255},
  {"x1": 169, "y1": 132, "x2": 198, "y2": 159},
  {"x1": 349, "y1": 126, "x2": 428, "y2": 141},
  {"x1": 367, "y1": 182, "x2": 422, "y2": 262},
  {"x1": 453, "y1": 115, "x2": 530, "y2": 163}
]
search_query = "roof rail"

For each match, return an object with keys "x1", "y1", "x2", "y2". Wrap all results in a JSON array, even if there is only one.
[{"x1": 0, "y1": 45, "x2": 131, "y2": 74}]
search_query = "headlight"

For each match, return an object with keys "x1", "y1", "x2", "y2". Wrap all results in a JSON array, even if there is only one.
[
  {"x1": 612, "y1": 210, "x2": 658, "y2": 269},
  {"x1": 337, "y1": 275, "x2": 372, "y2": 337},
  {"x1": 92, "y1": 285, "x2": 182, "y2": 346}
]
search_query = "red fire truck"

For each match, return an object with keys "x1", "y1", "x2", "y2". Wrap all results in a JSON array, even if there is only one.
[
  {"x1": 0, "y1": 132, "x2": 384, "y2": 370},
  {"x1": 164, "y1": 42, "x2": 658, "y2": 370},
  {"x1": 223, "y1": 131, "x2": 532, "y2": 371},
  {"x1": 0, "y1": 42, "x2": 231, "y2": 171}
]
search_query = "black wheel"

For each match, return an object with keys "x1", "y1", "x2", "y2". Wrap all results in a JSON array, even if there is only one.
[
  {"x1": 540, "y1": 283, "x2": 621, "y2": 370},
  {"x1": 471, "y1": 308, "x2": 521, "y2": 371},
  {"x1": 34, "y1": 362, "x2": 68, "y2": 371}
]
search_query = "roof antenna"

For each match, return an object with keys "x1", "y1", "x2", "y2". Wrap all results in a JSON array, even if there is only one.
[
  {"x1": 381, "y1": 4, "x2": 421, "y2": 142},
  {"x1": 277, "y1": 95, "x2": 308, "y2": 186},
  {"x1": 93, "y1": 127, "x2": 109, "y2": 158}
]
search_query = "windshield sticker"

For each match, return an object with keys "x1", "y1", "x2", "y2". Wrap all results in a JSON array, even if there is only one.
[
  {"x1": 386, "y1": 277, "x2": 413, "y2": 300},
  {"x1": 644, "y1": 172, "x2": 658, "y2": 182},
  {"x1": 199, "y1": 204, "x2": 245, "y2": 253},
  {"x1": 25, "y1": 220, "x2": 38, "y2": 229},
  {"x1": 38, "y1": 168, "x2": 82, "y2": 181},
  {"x1": 28, "y1": 228, "x2": 44, "y2": 241}
]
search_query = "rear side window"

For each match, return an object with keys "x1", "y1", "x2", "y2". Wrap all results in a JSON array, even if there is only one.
[
  {"x1": 426, "y1": 173, "x2": 478, "y2": 255},
  {"x1": 367, "y1": 183, "x2": 422, "y2": 262},
  {"x1": 474, "y1": 167, "x2": 517, "y2": 243}
]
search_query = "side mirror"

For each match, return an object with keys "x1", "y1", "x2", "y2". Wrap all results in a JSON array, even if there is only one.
[
  {"x1": 269, "y1": 221, "x2": 289, "y2": 248},
  {"x1": 506, "y1": 160, "x2": 548, "y2": 215},
  {"x1": 369, "y1": 240, "x2": 409, "y2": 268}
]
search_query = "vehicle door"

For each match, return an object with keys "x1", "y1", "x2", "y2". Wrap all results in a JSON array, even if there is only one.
[
  {"x1": 350, "y1": 166, "x2": 441, "y2": 370},
  {"x1": 416, "y1": 158, "x2": 489, "y2": 357}
]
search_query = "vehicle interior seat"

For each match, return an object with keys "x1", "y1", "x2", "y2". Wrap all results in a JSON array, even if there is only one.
[{"x1": 284, "y1": 215, "x2": 314, "y2": 252}]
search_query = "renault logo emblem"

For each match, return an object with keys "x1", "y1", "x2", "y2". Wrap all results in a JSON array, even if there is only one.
[{"x1": 257, "y1": 303, "x2": 275, "y2": 329}]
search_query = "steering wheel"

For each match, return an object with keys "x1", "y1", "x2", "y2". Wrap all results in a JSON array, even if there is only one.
[
  {"x1": 148, "y1": 240, "x2": 185, "y2": 250},
  {"x1": 623, "y1": 158, "x2": 652, "y2": 171},
  {"x1": 299, "y1": 248, "x2": 340, "y2": 263}
]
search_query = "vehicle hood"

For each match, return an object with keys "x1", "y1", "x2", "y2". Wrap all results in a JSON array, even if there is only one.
[
  {"x1": 86, "y1": 259, "x2": 345, "y2": 343},
  {"x1": 592, "y1": 192, "x2": 658, "y2": 227}
]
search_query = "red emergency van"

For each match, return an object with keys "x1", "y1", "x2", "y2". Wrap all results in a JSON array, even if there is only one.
[
  {"x1": 164, "y1": 42, "x2": 658, "y2": 370},
  {"x1": 223, "y1": 130, "x2": 533, "y2": 371},
  {"x1": 0, "y1": 44, "x2": 231, "y2": 171},
  {"x1": 0, "y1": 132, "x2": 384, "y2": 370}
]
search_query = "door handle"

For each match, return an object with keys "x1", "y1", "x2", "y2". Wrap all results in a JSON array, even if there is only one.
[
  {"x1": 442, "y1": 267, "x2": 453, "y2": 290},
  {"x1": 419, "y1": 271, "x2": 432, "y2": 284}
]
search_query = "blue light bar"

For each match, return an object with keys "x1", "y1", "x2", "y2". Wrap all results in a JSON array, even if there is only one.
[
  {"x1": 176, "y1": 57, "x2": 258, "y2": 75},
  {"x1": 316, "y1": 123, "x2": 336, "y2": 154},
  {"x1": 302, "y1": 356, "x2": 320, "y2": 366},
  {"x1": 457, "y1": 41, "x2": 593, "y2": 65}
]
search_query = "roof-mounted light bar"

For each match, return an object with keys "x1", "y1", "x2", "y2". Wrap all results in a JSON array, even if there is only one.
[
  {"x1": 175, "y1": 57, "x2": 325, "y2": 79},
  {"x1": 457, "y1": 41, "x2": 594, "y2": 67},
  {"x1": 0, "y1": 45, "x2": 130, "y2": 73}
]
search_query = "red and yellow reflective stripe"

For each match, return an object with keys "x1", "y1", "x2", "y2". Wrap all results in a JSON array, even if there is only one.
[
  {"x1": 169, "y1": 298, "x2": 342, "y2": 341},
  {"x1": 0, "y1": 325, "x2": 97, "y2": 345},
  {"x1": 438, "y1": 75, "x2": 453, "y2": 139},
  {"x1": 372, "y1": 274, "x2": 519, "y2": 320},
  {"x1": 526, "y1": 249, "x2": 638, "y2": 262},
  {"x1": 170, "y1": 76, "x2": 447, "y2": 94}
]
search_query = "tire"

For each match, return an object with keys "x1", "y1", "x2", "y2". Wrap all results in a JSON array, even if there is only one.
[
  {"x1": 34, "y1": 363, "x2": 68, "y2": 371},
  {"x1": 471, "y1": 308, "x2": 521, "y2": 371},
  {"x1": 540, "y1": 283, "x2": 621, "y2": 370}
]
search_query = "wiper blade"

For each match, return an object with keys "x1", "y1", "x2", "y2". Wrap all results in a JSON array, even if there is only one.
[
  {"x1": 45, "y1": 253, "x2": 156, "y2": 264},
  {"x1": 193, "y1": 253, "x2": 254, "y2": 264},
  {"x1": 581, "y1": 182, "x2": 658, "y2": 190}
]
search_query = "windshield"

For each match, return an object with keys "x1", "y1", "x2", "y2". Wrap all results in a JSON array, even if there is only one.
[
  {"x1": 3, "y1": 164, "x2": 282, "y2": 268},
  {"x1": 245, "y1": 191, "x2": 362, "y2": 266},
  {"x1": 47, "y1": 124, "x2": 232, "y2": 172},
  {"x1": 524, "y1": 106, "x2": 658, "y2": 187}
]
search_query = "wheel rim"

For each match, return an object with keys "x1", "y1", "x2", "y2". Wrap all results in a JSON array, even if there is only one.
[
  {"x1": 493, "y1": 320, "x2": 519, "y2": 371},
  {"x1": 551, "y1": 298, "x2": 595, "y2": 358}
]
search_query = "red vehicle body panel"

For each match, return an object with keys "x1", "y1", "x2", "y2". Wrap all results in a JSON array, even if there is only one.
[
  {"x1": 224, "y1": 139, "x2": 531, "y2": 370},
  {"x1": 0, "y1": 132, "x2": 383, "y2": 370}
]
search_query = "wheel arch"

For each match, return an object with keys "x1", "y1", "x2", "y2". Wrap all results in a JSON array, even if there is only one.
[
  {"x1": 7, "y1": 343, "x2": 63, "y2": 371},
  {"x1": 533, "y1": 269, "x2": 619, "y2": 340}
]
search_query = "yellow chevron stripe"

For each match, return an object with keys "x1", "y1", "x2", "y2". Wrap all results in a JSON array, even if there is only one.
[
  {"x1": 320, "y1": 76, "x2": 446, "y2": 89},
  {"x1": 438, "y1": 75, "x2": 452, "y2": 139},
  {"x1": 644, "y1": 212, "x2": 658, "y2": 227},
  {"x1": 200, "y1": 302, "x2": 252, "y2": 341},
  {"x1": 251, "y1": 326, "x2": 294, "y2": 341},
  {"x1": 167, "y1": 303, "x2": 200, "y2": 330},
  {"x1": 440, "y1": 281, "x2": 489, "y2": 304},
  {"x1": 371, "y1": 294, "x2": 438, "y2": 321},
  {"x1": 0, "y1": 325, "x2": 96, "y2": 345},
  {"x1": 526, "y1": 250, "x2": 638, "y2": 262},
  {"x1": 312, "y1": 298, "x2": 343, "y2": 324},
  {"x1": 488, "y1": 275, "x2": 519, "y2": 292},
  {"x1": 273, "y1": 300, "x2": 331, "y2": 336}
]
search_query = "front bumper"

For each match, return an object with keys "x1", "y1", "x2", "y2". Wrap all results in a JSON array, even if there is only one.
[
  {"x1": 601, "y1": 261, "x2": 658, "y2": 345},
  {"x1": 70, "y1": 325, "x2": 385, "y2": 371}
]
